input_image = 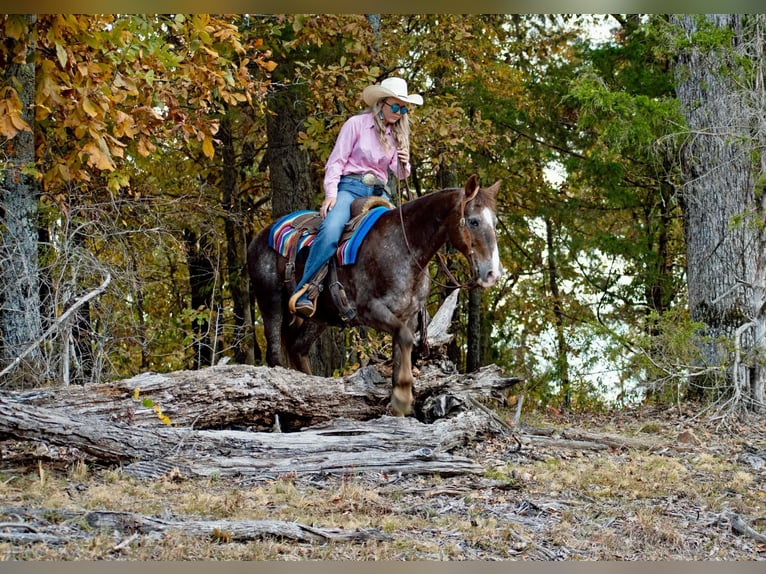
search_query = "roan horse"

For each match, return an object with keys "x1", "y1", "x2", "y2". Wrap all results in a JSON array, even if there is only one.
[{"x1": 247, "y1": 174, "x2": 503, "y2": 416}]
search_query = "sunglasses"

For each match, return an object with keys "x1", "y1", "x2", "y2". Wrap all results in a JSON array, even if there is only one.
[{"x1": 384, "y1": 101, "x2": 409, "y2": 115}]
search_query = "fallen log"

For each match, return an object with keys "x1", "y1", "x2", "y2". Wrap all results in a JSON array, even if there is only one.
[
  {"x1": 0, "y1": 392, "x2": 500, "y2": 478},
  {"x1": 6, "y1": 363, "x2": 521, "y2": 431},
  {"x1": 520, "y1": 426, "x2": 661, "y2": 452},
  {"x1": 0, "y1": 506, "x2": 389, "y2": 544},
  {"x1": 0, "y1": 362, "x2": 522, "y2": 479}
]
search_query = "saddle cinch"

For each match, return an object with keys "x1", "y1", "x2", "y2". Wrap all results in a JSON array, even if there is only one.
[{"x1": 269, "y1": 196, "x2": 394, "y2": 321}]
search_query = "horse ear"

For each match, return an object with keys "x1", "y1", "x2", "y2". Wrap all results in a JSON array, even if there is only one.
[
  {"x1": 484, "y1": 180, "x2": 501, "y2": 202},
  {"x1": 465, "y1": 174, "x2": 480, "y2": 200}
]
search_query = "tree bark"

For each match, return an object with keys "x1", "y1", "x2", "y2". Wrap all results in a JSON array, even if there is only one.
[
  {"x1": 545, "y1": 217, "x2": 570, "y2": 408},
  {"x1": 263, "y1": 42, "x2": 349, "y2": 376},
  {"x1": 221, "y1": 116, "x2": 256, "y2": 366},
  {"x1": 466, "y1": 288, "x2": 482, "y2": 372},
  {"x1": 672, "y1": 14, "x2": 766, "y2": 411},
  {"x1": 0, "y1": 14, "x2": 43, "y2": 386},
  {"x1": 264, "y1": 86, "x2": 316, "y2": 219}
]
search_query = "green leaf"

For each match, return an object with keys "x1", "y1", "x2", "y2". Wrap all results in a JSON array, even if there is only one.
[
  {"x1": 141, "y1": 398, "x2": 155, "y2": 408},
  {"x1": 5, "y1": 14, "x2": 28, "y2": 39}
]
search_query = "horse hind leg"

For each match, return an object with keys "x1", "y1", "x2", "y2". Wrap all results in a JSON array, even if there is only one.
[
  {"x1": 252, "y1": 283, "x2": 285, "y2": 368},
  {"x1": 285, "y1": 318, "x2": 325, "y2": 375}
]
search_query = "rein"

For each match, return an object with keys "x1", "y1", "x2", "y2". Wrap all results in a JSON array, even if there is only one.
[{"x1": 395, "y1": 178, "x2": 479, "y2": 290}]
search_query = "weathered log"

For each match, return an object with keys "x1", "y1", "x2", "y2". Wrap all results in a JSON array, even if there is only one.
[
  {"x1": 7, "y1": 363, "x2": 521, "y2": 431},
  {"x1": 0, "y1": 389, "x2": 501, "y2": 478},
  {"x1": 124, "y1": 412, "x2": 500, "y2": 480},
  {"x1": 0, "y1": 363, "x2": 522, "y2": 480},
  {"x1": 520, "y1": 426, "x2": 660, "y2": 451},
  {"x1": 0, "y1": 506, "x2": 389, "y2": 544}
]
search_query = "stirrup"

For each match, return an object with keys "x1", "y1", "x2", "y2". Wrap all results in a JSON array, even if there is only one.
[{"x1": 288, "y1": 283, "x2": 315, "y2": 317}]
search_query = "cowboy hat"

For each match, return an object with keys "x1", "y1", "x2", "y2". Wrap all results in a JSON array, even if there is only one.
[{"x1": 362, "y1": 77, "x2": 423, "y2": 107}]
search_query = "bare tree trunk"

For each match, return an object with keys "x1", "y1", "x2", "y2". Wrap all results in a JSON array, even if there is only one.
[
  {"x1": 263, "y1": 52, "x2": 343, "y2": 376},
  {"x1": 0, "y1": 363, "x2": 521, "y2": 479},
  {"x1": 221, "y1": 116, "x2": 256, "y2": 366},
  {"x1": 184, "y1": 229, "x2": 216, "y2": 368},
  {"x1": 672, "y1": 14, "x2": 766, "y2": 412},
  {"x1": 6, "y1": 362, "x2": 519, "y2": 430},
  {"x1": 545, "y1": 217, "x2": 570, "y2": 408},
  {"x1": 264, "y1": 83, "x2": 315, "y2": 219},
  {"x1": 466, "y1": 288, "x2": 482, "y2": 372},
  {"x1": 0, "y1": 15, "x2": 43, "y2": 386}
]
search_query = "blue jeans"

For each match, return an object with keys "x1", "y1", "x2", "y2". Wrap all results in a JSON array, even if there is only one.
[{"x1": 295, "y1": 176, "x2": 389, "y2": 293}]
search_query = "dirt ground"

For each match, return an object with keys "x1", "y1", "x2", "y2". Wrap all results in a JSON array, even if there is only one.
[{"x1": 1, "y1": 405, "x2": 765, "y2": 561}]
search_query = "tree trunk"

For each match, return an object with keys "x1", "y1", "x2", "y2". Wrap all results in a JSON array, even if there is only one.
[
  {"x1": 466, "y1": 288, "x2": 482, "y2": 372},
  {"x1": 672, "y1": 14, "x2": 766, "y2": 411},
  {"x1": 221, "y1": 116, "x2": 256, "y2": 366},
  {"x1": 0, "y1": 15, "x2": 43, "y2": 386},
  {"x1": 264, "y1": 60, "x2": 343, "y2": 376},
  {"x1": 184, "y1": 229, "x2": 216, "y2": 368},
  {"x1": 545, "y1": 217, "x2": 570, "y2": 408},
  {"x1": 264, "y1": 83, "x2": 316, "y2": 219}
]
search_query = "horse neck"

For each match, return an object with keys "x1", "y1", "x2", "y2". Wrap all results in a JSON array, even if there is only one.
[{"x1": 399, "y1": 188, "x2": 460, "y2": 263}]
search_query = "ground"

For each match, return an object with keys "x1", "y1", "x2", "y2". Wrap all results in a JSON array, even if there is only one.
[{"x1": 1, "y1": 405, "x2": 765, "y2": 560}]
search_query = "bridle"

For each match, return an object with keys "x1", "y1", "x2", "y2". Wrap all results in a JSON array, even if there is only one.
[{"x1": 396, "y1": 178, "x2": 480, "y2": 289}]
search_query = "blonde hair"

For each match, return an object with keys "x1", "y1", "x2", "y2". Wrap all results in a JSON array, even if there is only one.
[{"x1": 370, "y1": 99, "x2": 410, "y2": 153}]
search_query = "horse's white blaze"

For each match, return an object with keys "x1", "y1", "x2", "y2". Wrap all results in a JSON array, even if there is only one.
[{"x1": 476, "y1": 206, "x2": 503, "y2": 287}]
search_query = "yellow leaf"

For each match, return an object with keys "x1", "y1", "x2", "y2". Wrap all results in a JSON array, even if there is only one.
[
  {"x1": 10, "y1": 113, "x2": 30, "y2": 132},
  {"x1": 0, "y1": 115, "x2": 18, "y2": 138},
  {"x1": 81, "y1": 141, "x2": 115, "y2": 171},
  {"x1": 0, "y1": 91, "x2": 31, "y2": 137},
  {"x1": 202, "y1": 136, "x2": 215, "y2": 159},
  {"x1": 137, "y1": 136, "x2": 156, "y2": 157},
  {"x1": 82, "y1": 96, "x2": 98, "y2": 118},
  {"x1": 133, "y1": 387, "x2": 140, "y2": 400},
  {"x1": 55, "y1": 43, "x2": 67, "y2": 69}
]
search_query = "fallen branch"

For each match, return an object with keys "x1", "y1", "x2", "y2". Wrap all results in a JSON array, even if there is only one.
[
  {"x1": 727, "y1": 512, "x2": 766, "y2": 543},
  {"x1": 0, "y1": 506, "x2": 389, "y2": 545}
]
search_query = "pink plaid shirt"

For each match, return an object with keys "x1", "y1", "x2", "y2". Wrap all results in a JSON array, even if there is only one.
[{"x1": 322, "y1": 112, "x2": 410, "y2": 199}]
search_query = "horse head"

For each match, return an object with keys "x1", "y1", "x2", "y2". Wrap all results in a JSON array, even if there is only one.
[{"x1": 449, "y1": 174, "x2": 504, "y2": 288}]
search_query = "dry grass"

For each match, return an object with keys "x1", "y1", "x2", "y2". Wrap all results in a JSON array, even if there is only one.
[{"x1": 1, "y1": 406, "x2": 765, "y2": 561}]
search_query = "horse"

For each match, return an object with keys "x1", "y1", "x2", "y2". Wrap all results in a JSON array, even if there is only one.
[{"x1": 247, "y1": 174, "x2": 503, "y2": 416}]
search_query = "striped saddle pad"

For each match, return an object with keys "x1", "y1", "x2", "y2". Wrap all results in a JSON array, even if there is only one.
[{"x1": 268, "y1": 205, "x2": 389, "y2": 266}]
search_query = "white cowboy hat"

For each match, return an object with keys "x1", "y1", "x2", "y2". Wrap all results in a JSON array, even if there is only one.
[{"x1": 362, "y1": 77, "x2": 424, "y2": 107}]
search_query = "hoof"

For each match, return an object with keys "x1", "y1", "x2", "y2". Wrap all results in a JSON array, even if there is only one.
[{"x1": 390, "y1": 388, "x2": 413, "y2": 417}]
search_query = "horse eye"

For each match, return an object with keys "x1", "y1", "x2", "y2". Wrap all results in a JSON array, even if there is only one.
[{"x1": 467, "y1": 217, "x2": 480, "y2": 228}]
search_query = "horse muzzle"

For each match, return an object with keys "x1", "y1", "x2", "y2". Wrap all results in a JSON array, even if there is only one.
[{"x1": 473, "y1": 260, "x2": 504, "y2": 288}]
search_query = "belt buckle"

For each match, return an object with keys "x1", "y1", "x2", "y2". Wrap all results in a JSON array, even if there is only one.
[{"x1": 361, "y1": 173, "x2": 377, "y2": 186}]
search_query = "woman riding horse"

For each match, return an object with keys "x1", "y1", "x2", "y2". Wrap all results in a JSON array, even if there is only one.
[
  {"x1": 289, "y1": 76, "x2": 423, "y2": 317},
  {"x1": 248, "y1": 174, "x2": 503, "y2": 417}
]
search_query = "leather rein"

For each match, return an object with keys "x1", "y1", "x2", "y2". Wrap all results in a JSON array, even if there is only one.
[{"x1": 396, "y1": 178, "x2": 479, "y2": 290}]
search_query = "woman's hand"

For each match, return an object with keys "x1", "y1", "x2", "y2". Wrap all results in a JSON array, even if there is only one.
[
  {"x1": 320, "y1": 196, "x2": 336, "y2": 218},
  {"x1": 397, "y1": 147, "x2": 410, "y2": 166}
]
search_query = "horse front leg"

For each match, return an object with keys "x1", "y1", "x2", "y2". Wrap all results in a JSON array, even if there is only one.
[{"x1": 390, "y1": 328, "x2": 415, "y2": 416}]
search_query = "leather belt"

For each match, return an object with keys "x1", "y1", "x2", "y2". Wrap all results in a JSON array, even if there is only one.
[{"x1": 343, "y1": 173, "x2": 389, "y2": 196}]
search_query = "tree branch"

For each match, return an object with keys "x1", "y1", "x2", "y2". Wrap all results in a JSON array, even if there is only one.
[{"x1": 0, "y1": 273, "x2": 111, "y2": 382}]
